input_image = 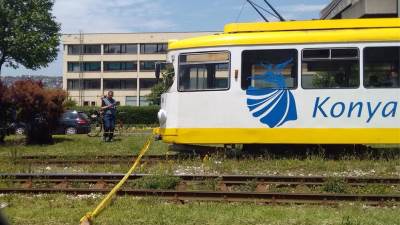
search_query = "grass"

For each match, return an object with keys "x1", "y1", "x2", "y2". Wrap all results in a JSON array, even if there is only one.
[
  {"x1": 0, "y1": 134, "x2": 168, "y2": 157},
  {"x1": 0, "y1": 194, "x2": 399, "y2": 225},
  {"x1": 0, "y1": 135, "x2": 399, "y2": 224},
  {"x1": 0, "y1": 135, "x2": 399, "y2": 177}
]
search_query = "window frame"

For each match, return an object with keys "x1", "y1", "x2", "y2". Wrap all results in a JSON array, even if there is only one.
[
  {"x1": 363, "y1": 46, "x2": 400, "y2": 89},
  {"x1": 103, "y1": 79, "x2": 136, "y2": 90},
  {"x1": 177, "y1": 51, "x2": 231, "y2": 92},
  {"x1": 104, "y1": 44, "x2": 138, "y2": 54},
  {"x1": 103, "y1": 61, "x2": 137, "y2": 72},
  {"x1": 301, "y1": 47, "x2": 361, "y2": 90},
  {"x1": 83, "y1": 79, "x2": 101, "y2": 90},
  {"x1": 140, "y1": 43, "x2": 168, "y2": 54},
  {"x1": 140, "y1": 61, "x2": 165, "y2": 71},
  {"x1": 67, "y1": 62, "x2": 101, "y2": 72}
]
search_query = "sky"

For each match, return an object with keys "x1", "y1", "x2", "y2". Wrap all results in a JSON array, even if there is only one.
[{"x1": 2, "y1": 0, "x2": 330, "y2": 76}]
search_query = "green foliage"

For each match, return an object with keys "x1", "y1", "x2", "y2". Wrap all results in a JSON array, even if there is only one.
[
  {"x1": 63, "y1": 98, "x2": 77, "y2": 108},
  {"x1": 322, "y1": 177, "x2": 348, "y2": 193},
  {"x1": 134, "y1": 175, "x2": 181, "y2": 190},
  {"x1": 341, "y1": 216, "x2": 361, "y2": 225},
  {"x1": 72, "y1": 105, "x2": 160, "y2": 125},
  {"x1": 147, "y1": 66, "x2": 174, "y2": 105},
  {"x1": 0, "y1": 0, "x2": 60, "y2": 74}
]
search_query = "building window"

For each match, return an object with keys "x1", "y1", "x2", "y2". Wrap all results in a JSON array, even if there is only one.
[
  {"x1": 104, "y1": 79, "x2": 136, "y2": 90},
  {"x1": 83, "y1": 79, "x2": 101, "y2": 90},
  {"x1": 67, "y1": 44, "x2": 101, "y2": 54},
  {"x1": 68, "y1": 45, "x2": 81, "y2": 55},
  {"x1": 364, "y1": 46, "x2": 399, "y2": 88},
  {"x1": 104, "y1": 61, "x2": 136, "y2": 71},
  {"x1": 67, "y1": 79, "x2": 100, "y2": 90},
  {"x1": 67, "y1": 79, "x2": 80, "y2": 90},
  {"x1": 84, "y1": 45, "x2": 101, "y2": 54},
  {"x1": 83, "y1": 62, "x2": 101, "y2": 72},
  {"x1": 139, "y1": 96, "x2": 150, "y2": 106},
  {"x1": 140, "y1": 78, "x2": 157, "y2": 89},
  {"x1": 242, "y1": 49, "x2": 298, "y2": 90},
  {"x1": 104, "y1": 44, "x2": 137, "y2": 54},
  {"x1": 91, "y1": 101, "x2": 96, "y2": 106},
  {"x1": 125, "y1": 96, "x2": 137, "y2": 106},
  {"x1": 301, "y1": 48, "x2": 359, "y2": 89},
  {"x1": 140, "y1": 43, "x2": 167, "y2": 54},
  {"x1": 67, "y1": 62, "x2": 81, "y2": 72},
  {"x1": 83, "y1": 101, "x2": 89, "y2": 106},
  {"x1": 140, "y1": 61, "x2": 160, "y2": 71},
  {"x1": 67, "y1": 62, "x2": 101, "y2": 72}
]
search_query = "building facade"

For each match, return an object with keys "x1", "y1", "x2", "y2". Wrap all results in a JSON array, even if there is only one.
[
  {"x1": 321, "y1": 0, "x2": 399, "y2": 19},
  {"x1": 62, "y1": 32, "x2": 215, "y2": 106}
]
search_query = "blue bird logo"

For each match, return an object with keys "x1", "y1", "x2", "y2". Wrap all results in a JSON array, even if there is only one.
[{"x1": 246, "y1": 58, "x2": 298, "y2": 128}]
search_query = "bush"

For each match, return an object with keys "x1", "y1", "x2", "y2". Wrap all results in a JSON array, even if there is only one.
[
  {"x1": 10, "y1": 80, "x2": 67, "y2": 144},
  {"x1": 70, "y1": 105, "x2": 160, "y2": 125},
  {"x1": 0, "y1": 81, "x2": 13, "y2": 143}
]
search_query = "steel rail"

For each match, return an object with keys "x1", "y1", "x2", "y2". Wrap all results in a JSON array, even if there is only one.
[
  {"x1": 1, "y1": 173, "x2": 400, "y2": 186},
  {"x1": 13, "y1": 155, "x2": 184, "y2": 164},
  {"x1": 0, "y1": 188, "x2": 398, "y2": 205}
]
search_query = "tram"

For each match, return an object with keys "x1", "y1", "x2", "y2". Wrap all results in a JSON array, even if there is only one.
[{"x1": 154, "y1": 18, "x2": 400, "y2": 145}]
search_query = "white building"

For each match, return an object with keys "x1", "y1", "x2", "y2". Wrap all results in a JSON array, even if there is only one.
[{"x1": 62, "y1": 32, "x2": 215, "y2": 106}]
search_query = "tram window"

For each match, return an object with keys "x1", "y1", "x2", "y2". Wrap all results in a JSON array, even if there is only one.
[
  {"x1": 178, "y1": 52, "x2": 230, "y2": 91},
  {"x1": 241, "y1": 49, "x2": 298, "y2": 90},
  {"x1": 364, "y1": 47, "x2": 399, "y2": 88},
  {"x1": 301, "y1": 48, "x2": 359, "y2": 89}
]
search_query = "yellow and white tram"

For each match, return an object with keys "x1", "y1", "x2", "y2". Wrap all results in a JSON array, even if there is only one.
[{"x1": 155, "y1": 18, "x2": 400, "y2": 145}]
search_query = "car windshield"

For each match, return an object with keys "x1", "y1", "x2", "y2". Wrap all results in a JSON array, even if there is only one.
[{"x1": 78, "y1": 112, "x2": 89, "y2": 120}]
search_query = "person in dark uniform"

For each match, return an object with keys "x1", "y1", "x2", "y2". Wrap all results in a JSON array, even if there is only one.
[{"x1": 101, "y1": 91, "x2": 117, "y2": 142}]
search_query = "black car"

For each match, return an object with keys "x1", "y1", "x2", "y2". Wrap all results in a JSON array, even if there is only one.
[
  {"x1": 11, "y1": 111, "x2": 90, "y2": 135},
  {"x1": 54, "y1": 110, "x2": 91, "y2": 135}
]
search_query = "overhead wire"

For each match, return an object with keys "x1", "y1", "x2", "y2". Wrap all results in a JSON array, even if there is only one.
[
  {"x1": 235, "y1": 0, "x2": 247, "y2": 23},
  {"x1": 248, "y1": 0, "x2": 280, "y2": 20}
]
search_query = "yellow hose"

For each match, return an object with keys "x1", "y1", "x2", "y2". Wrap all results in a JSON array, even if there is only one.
[{"x1": 80, "y1": 137, "x2": 152, "y2": 225}]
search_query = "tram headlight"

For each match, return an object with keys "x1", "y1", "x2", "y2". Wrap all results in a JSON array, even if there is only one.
[{"x1": 157, "y1": 109, "x2": 167, "y2": 125}]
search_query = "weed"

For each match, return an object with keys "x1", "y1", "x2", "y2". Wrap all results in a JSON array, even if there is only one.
[
  {"x1": 134, "y1": 175, "x2": 181, "y2": 190},
  {"x1": 322, "y1": 177, "x2": 349, "y2": 193},
  {"x1": 351, "y1": 184, "x2": 395, "y2": 195},
  {"x1": 341, "y1": 216, "x2": 361, "y2": 225},
  {"x1": 203, "y1": 178, "x2": 222, "y2": 191}
]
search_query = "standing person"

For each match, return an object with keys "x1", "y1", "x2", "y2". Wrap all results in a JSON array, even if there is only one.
[{"x1": 101, "y1": 91, "x2": 117, "y2": 142}]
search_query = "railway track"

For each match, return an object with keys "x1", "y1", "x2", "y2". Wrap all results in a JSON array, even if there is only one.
[
  {"x1": 1, "y1": 173, "x2": 399, "y2": 205},
  {"x1": 0, "y1": 188, "x2": 398, "y2": 205},
  {"x1": 1, "y1": 173, "x2": 400, "y2": 185},
  {"x1": 13, "y1": 155, "x2": 184, "y2": 164}
]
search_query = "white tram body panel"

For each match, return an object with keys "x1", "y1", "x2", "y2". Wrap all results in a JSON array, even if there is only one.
[{"x1": 155, "y1": 19, "x2": 400, "y2": 144}]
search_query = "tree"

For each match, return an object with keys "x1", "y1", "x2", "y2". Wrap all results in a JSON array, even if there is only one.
[
  {"x1": 10, "y1": 80, "x2": 66, "y2": 144},
  {"x1": 0, "y1": 0, "x2": 60, "y2": 75},
  {"x1": 147, "y1": 67, "x2": 174, "y2": 105}
]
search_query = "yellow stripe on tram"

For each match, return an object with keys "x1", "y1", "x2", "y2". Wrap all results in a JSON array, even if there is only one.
[{"x1": 157, "y1": 128, "x2": 400, "y2": 144}]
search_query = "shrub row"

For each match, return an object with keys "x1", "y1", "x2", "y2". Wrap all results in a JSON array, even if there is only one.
[{"x1": 70, "y1": 105, "x2": 160, "y2": 125}]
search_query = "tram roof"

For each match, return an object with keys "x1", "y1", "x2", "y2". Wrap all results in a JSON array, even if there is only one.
[{"x1": 168, "y1": 18, "x2": 400, "y2": 50}]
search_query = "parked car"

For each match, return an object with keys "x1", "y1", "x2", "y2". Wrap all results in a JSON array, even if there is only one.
[
  {"x1": 54, "y1": 110, "x2": 91, "y2": 135},
  {"x1": 10, "y1": 110, "x2": 90, "y2": 135}
]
